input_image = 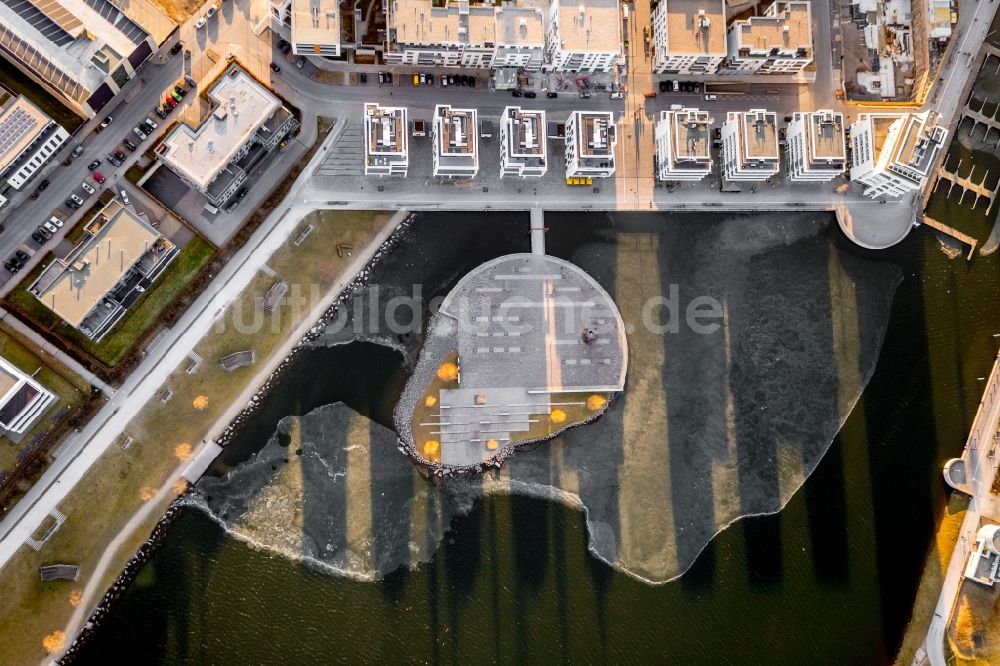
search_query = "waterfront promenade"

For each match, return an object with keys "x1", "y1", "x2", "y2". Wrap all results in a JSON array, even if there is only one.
[{"x1": 926, "y1": 350, "x2": 1000, "y2": 665}]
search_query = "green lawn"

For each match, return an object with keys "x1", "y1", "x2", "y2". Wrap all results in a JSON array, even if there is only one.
[
  {"x1": 6, "y1": 237, "x2": 216, "y2": 368},
  {"x1": 0, "y1": 60, "x2": 83, "y2": 132}
]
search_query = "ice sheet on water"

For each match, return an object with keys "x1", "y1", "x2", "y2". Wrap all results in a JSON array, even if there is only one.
[{"x1": 192, "y1": 214, "x2": 903, "y2": 582}]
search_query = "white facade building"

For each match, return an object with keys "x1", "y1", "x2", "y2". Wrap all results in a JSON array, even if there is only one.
[
  {"x1": 784, "y1": 110, "x2": 846, "y2": 182},
  {"x1": 0, "y1": 96, "x2": 69, "y2": 190},
  {"x1": 720, "y1": 109, "x2": 780, "y2": 181},
  {"x1": 725, "y1": 0, "x2": 812, "y2": 74},
  {"x1": 848, "y1": 111, "x2": 947, "y2": 199},
  {"x1": 654, "y1": 108, "x2": 714, "y2": 181},
  {"x1": 0, "y1": 356, "x2": 55, "y2": 435},
  {"x1": 500, "y1": 106, "x2": 547, "y2": 177},
  {"x1": 384, "y1": 0, "x2": 546, "y2": 69},
  {"x1": 546, "y1": 0, "x2": 622, "y2": 72},
  {"x1": 156, "y1": 66, "x2": 298, "y2": 206},
  {"x1": 432, "y1": 104, "x2": 479, "y2": 178},
  {"x1": 651, "y1": 0, "x2": 726, "y2": 75},
  {"x1": 364, "y1": 103, "x2": 409, "y2": 177},
  {"x1": 565, "y1": 110, "x2": 616, "y2": 178}
]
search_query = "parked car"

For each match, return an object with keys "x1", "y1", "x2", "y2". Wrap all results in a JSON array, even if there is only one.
[
  {"x1": 524, "y1": 90, "x2": 537, "y2": 98},
  {"x1": 65, "y1": 199, "x2": 79, "y2": 210},
  {"x1": 170, "y1": 91, "x2": 182, "y2": 102},
  {"x1": 38, "y1": 225, "x2": 53, "y2": 238},
  {"x1": 154, "y1": 107, "x2": 167, "y2": 119},
  {"x1": 107, "y1": 155, "x2": 122, "y2": 167},
  {"x1": 610, "y1": 91, "x2": 623, "y2": 99},
  {"x1": 412, "y1": 73, "x2": 420, "y2": 86},
  {"x1": 70, "y1": 194, "x2": 84, "y2": 206},
  {"x1": 38, "y1": 179, "x2": 49, "y2": 192},
  {"x1": 71, "y1": 146, "x2": 84, "y2": 159},
  {"x1": 425, "y1": 74, "x2": 433, "y2": 85},
  {"x1": 97, "y1": 116, "x2": 112, "y2": 131},
  {"x1": 546, "y1": 91, "x2": 558, "y2": 98},
  {"x1": 87, "y1": 159, "x2": 101, "y2": 170},
  {"x1": 704, "y1": 94, "x2": 717, "y2": 101},
  {"x1": 165, "y1": 97, "x2": 178, "y2": 109},
  {"x1": 122, "y1": 138, "x2": 137, "y2": 152},
  {"x1": 31, "y1": 231, "x2": 46, "y2": 244},
  {"x1": 134, "y1": 127, "x2": 147, "y2": 141},
  {"x1": 15, "y1": 250, "x2": 29, "y2": 264},
  {"x1": 48, "y1": 216, "x2": 64, "y2": 228},
  {"x1": 419, "y1": 73, "x2": 426, "y2": 85},
  {"x1": 295, "y1": 56, "x2": 306, "y2": 68},
  {"x1": 4, "y1": 262, "x2": 17, "y2": 275},
  {"x1": 359, "y1": 73, "x2": 367, "y2": 84},
  {"x1": 143, "y1": 118, "x2": 158, "y2": 130},
  {"x1": 195, "y1": 17, "x2": 206, "y2": 29},
  {"x1": 511, "y1": 89, "x2": 523, "y2": 97},
  {"x1": 385, "y1": 72, "x2": 392, "y2": 83},
  {"x1": 270, "y1": 62, "x2": 281, "y2": 73},
  {"x1": 81, "y1": 182, "x2": 95, "y2": 195},
  {"x1": 43, "y1": 221, "x2": 58, "y2": 235},
  {"x1": 579, "y1": 92, "x2": 591, "y2": 99},
  {"x1": 441, "y1": 75, "x2": 448, "y2": 87},
  {"x1": 93, "y1": 171, "x2": 106, "y2": 184},
  {"x1": 235, "y1": 187, "x2": 248, "y2": 201},
  {"x1": 170, "y1": 42, "x2": 183, "y2": 55},
  {"x1": 205, "y1": 3, "x2": 218, "y2": 17},
  {"x1": 29, "y1": 191, "x2": 39, "y2": 200},
  {"x1": 378, "y1": 72, "x2": 385, "y2": 84},
  {"x1": 120, "y1": 189, "x2": 130, "y2": 205},
  {"x1": 173, "y1": 85, "x2": 186, "y2": 97},
  {"x1": 113, "y1": 150, "x2": 125, "y2": 161},
  {"x1": 278, "y1": 39, "x2": 291, "y2": 54}
]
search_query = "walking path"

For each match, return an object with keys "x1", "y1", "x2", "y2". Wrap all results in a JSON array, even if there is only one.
[
  {"x1": 925, "y1": 351, "x2": 1000, "y2": 665},
  {"x1": 56, "y1": 209, "x2": 404, "y2": 657},
  {"x1": 0, "y1": 308, "x2": 115, "y2": 398},
  {"x1": 0, "y1": 112, "x2": 326, "y2": 571}
]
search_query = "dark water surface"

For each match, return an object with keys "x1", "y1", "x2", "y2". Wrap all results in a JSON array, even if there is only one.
[{"x1": 74, "y1": 212, "x2": 1000, "y2": 664}]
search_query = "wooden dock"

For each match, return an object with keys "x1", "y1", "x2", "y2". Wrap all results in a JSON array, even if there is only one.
[
  {"x1": 922, "y1": 216, "x2": 979, "y2": 260},
  {"x1": 934, "y1": 160, "x2": 999, "y2": 215}
]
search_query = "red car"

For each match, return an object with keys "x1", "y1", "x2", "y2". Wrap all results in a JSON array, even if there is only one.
[
  {"x1": 93, "y1": 171, "x2": 106, "y2": 184},
  {"x1": 165, "y1": 97, "x2": 178, "y2": 109}
]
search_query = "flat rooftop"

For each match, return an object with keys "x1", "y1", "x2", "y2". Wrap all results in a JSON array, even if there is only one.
[
  {"x1": 365, "y1": 103, "x2": 407, "y2": 157},
  {"x1": 554, "y1": 0, "x2": 621, "y2": 54},
  {"x1": 435, "y1": 104, "x2": 478, "y2": 163},
  {"x1": 390, "y1": 0, "x2": 500, "y2": 46},
  {"x1": 0, "y1": 362, "x2": 19, "y2": 400},
  {"x1": 0, "y1": 96, "x2": 51, "y2": 174},
  {"x1": 496, "y1": 3, "x2": 545, "y2": 47},
  {"x1": 31, "y1": 201, "x2": 162, "y2": 328},
  {"x1": 503, "y1": 106, "x2": 546, "y2": 158},
  {"x1": 892, "y1": 114, "x2": 945, "y2": 175},
  {"x1": 158, "y1": 67, "x2": 281, "y2": 191},
  {"x1": 734, "y1": 110, "x2": 778, "y2": 160},
  {"x1": 664, "y1": 0, "x2": 726, "y2": 55},
  {"x1": 735, "y1": 0, "x2": 811, "y2": 55},
  {"x1": 806, "y1": 111, "x2": 846, "y2": 160},
  {"x1": 670, "y1": 108, "x2": 712, "y2": 161},
  {"x1": 573, "y1": 111, "x2": 615, "y2": 157},
  {"x1": 292, "y1": 0, "x2": 341, "y2": 46}
]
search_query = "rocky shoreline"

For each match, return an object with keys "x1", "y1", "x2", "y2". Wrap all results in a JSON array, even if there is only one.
[{"x1": 57, "y1": 213, "x2": 414, "y2": 662}]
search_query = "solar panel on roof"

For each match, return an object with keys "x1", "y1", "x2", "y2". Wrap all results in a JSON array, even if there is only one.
[{"x1": 28, "y1": 0, "x2": 82, "y2": 35}]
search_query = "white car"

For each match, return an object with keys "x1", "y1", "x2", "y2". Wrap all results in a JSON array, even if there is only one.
[
  {"x1": 195, "y1": 17, "x2": 206, "y2": 29},
  {"x1": 610, "y1": 91, "x2": 623, "y2": 99},
  {"x1": 43, "y1": 221, "x2": 58, "y2": 235},
  {"x1": 120, "y1": 189, "x2": 130, "y2": 205},
  {"x1": 69, "y1": 194, "x2": 84, "y2": 205},
  {"x1": 144, "y1": 117, "x2": 158, "y2": 130},
  {"x1": 81, "y1": 182, "x2": 95, "y2": 195},
  {"x1": 49, "y1": 216, "x2": 64, "y2": 228},
  {"x1": 134, "y1": 126, "x2": 147, "y2": 141},
  {"x1": 206, "y1": 3, "x2": 218, "y2": 17}
]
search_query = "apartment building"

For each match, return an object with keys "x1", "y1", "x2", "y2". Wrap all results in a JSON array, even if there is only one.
[
  {"x1": 725, "y1": 0, "x2": 812, "y2": 74},
  {"x1": 384, "y1": 0, "x2": 545, "y2": 69},
  {"x1": 0, "y1": 356, "x2": 55, "y2": 436},
  {"x1": 0, "y1": 0, "x2": 170, "y2": 118},
  {"x1": 654, "y1": 108, "x2": 714, "y2": 181},
  {"x1": 720, "y1": 109, "x2": 780, "y2": 181},
  {"x1": 289, "y1": 0, "x2": 342, "y2": 57},
  {"x1": 0, "y1": 96, "x2": 69, "y2": 191},
  {"x1": 565, "y1": 110, "x2": 616, "y2": 178},
  {"x1": 651, "y1": 0, "x2": 726, "y2": 75},
  {"x1": 364, "y1": 104, "x2": 409, "y2": 177},
  {"x1": 156, "y1": 67, "x2": 298, "y2": 207},
  {"x1": 848, "y1": 111, "x2": 947, "y2": 199},
  {"x1": 432, "y1": 104, "x2": 479, "y2": 177},
  {"x1": 500, "y1": 106, "x2": 547, "y2": 177},
  {"x1": 546, "y1": 0, "x2": 622, "y2": 72},
  {"x1": 28, "y1": 200, "x2": 178, "y2": 342},
  {"x1": 785, "y1": 110, "x2": 846, "y2": 182}
]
